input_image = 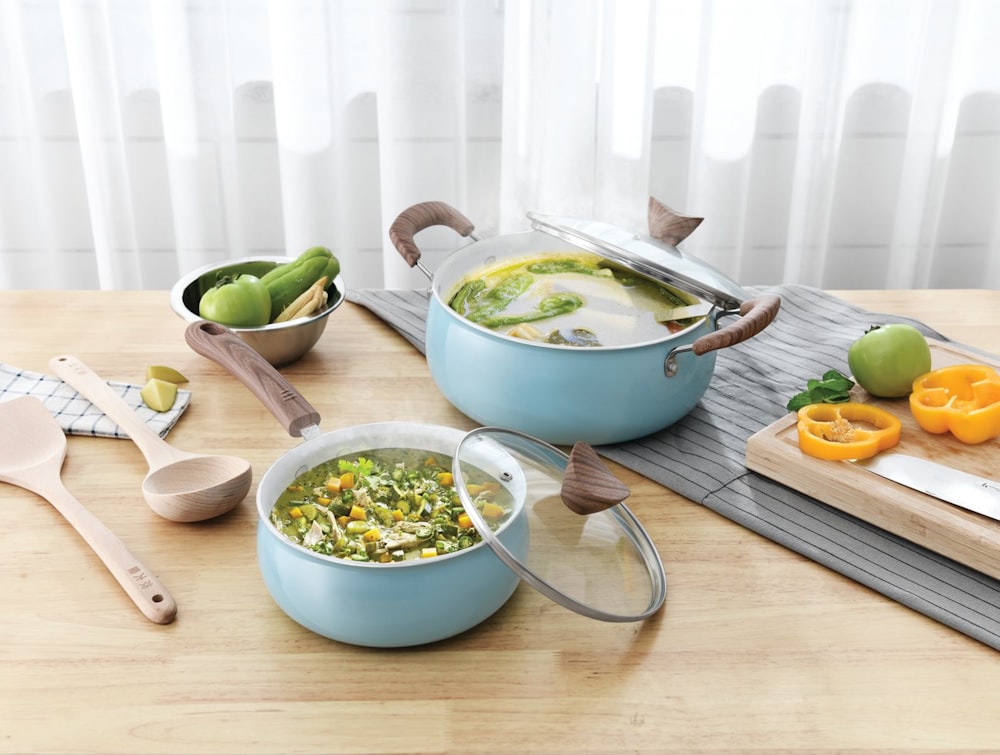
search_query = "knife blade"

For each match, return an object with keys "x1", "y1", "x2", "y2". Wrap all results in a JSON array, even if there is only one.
[{"x1": 852, "y1": 453, "x2": 1000, "y2": 522}]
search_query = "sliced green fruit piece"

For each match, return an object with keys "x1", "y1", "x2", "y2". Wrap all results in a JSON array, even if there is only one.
[
  {"x1": 140, "y1": 378, "x2": 178, "y2": 412},
  {"x1": 146, "y1": 365, "x2": 189, "y2": 384}
]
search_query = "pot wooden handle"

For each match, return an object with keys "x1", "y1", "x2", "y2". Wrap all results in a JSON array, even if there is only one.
[
  {"x1": 184, "y1": 321, "x2": 322, "y2": 439},
  {"x1": 560, "y1": 442, "x2": 630, "y2": 515},
  {"x1": 389, "y1": 201, "x2": 476, "y2": 268},
  {"x1": 691, "y1": 294, "x2": 781, "y2": 355},
  {"x1": 648, "y1": 197, "x2": 703, "y2": 246},
  {"x1": 646, "y1": 197, "x2": 779, "y2": 356}
]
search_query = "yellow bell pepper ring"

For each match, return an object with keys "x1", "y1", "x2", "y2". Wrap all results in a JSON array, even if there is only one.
[
  {"x1": 909, "y1": 364, "x2": 1000, "y2": 444},
  {"x1": 796, "y1": 402, "x2": 902, "y2": 461}
]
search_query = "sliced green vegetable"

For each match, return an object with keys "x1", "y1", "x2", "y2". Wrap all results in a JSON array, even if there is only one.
[
  {"x1": 465, "y1": 272, "x2": 534, "y2": 323},
  {"x1": 525, "y1": 258, "x2": 602, "y2": 275},
  {"x1": 477, "y1": 292, "x2": 584, "y2": 328},
  {"x1": 449, "y1": 279, "x2": 487, "y2": 314}
]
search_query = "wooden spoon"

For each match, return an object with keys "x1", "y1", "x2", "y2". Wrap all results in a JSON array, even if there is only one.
[
  {"x1": 50, "y1": 355, "x2": 252, "y2": 523},
  {"x1": 0, "y1": 396, "x2": 177, "y2": 624}
]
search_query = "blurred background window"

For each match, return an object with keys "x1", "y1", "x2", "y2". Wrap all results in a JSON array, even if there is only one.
[{"x1": 2, "y1": 0, "x2": 998, "y2": 291}]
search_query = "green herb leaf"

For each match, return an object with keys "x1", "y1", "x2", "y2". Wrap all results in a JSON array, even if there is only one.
[
  {"x1": 785, "y1": 369, "x2": 855, "y2": 412},
  {"x1": 339, "y1": 456, "x2": 374, "y2": 477},
  {"x1": 786, "y1": 392, "x2": 818, "y2": 412}
]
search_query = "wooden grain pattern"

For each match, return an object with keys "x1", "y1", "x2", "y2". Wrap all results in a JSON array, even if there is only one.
[
  {"x1": 0, "y1": 396, "x2": 178, "y2": 624},
  {"x1": 184, "y1": 320, "x2": 322, "y2": 437},
  {"x1": 1, "y1": 288, "x2": 1000, "y2": 754},
  {"x1": 50, "y1": 353, "x2": 252, "y2": 522},
  {"x1": 647, "y1": 196, "x2": 703, "y2": 246},
  {"x1": 389, "y1": 200, "x2": 476, "y2": 267},
  {"x1": 691, "y1": 293, "x2": 782, "y2": 354},
  {"x1": 560, "y1": 441, "x2": 631, "y2": 514},
  {"x1": 747, "y1": 339, "x2": 1000, "y2": 580}
]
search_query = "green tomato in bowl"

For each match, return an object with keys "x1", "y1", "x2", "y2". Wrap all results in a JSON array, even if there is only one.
[
  {"x1": 198, "y1": 274, "x2": 272, "y2": 327},
  {"x1": 847, "y1": 324, "x2": 932, "y2": 398}
]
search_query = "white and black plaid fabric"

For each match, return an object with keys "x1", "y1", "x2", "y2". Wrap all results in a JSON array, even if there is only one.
[{"x1": 0, "y1": 363, "x2": 191, "y2": 439}]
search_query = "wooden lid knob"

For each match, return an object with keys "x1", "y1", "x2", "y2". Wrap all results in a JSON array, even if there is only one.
[{"x1": 560, "y1": 442, "x2": 630, "y2": 515}]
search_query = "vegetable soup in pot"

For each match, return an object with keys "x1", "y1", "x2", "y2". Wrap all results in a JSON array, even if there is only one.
[
  {"x1": 270, "y1": 448, "x2": 513, "y2": 564},
  {"x1": 447, "y1": 252, "x2": 709, "y2": 347}
]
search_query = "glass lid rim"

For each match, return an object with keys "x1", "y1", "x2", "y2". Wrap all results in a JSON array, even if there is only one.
[
  {"x1": 526, "y1": 211, "x2": 746, "y2": 310},
  {"x1": 453, "y1": 426, "x2": 668, "y2": 622}
]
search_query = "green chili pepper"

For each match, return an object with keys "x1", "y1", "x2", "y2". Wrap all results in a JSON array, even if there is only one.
[
  {"x1": 259, "y1": 246, "x2": 332, "y2": 286},
  {"x1": 465, "y1": 271, "x2": 534, "y2": 323},
  {"x1": 260, "y1": 246, "x2": 340, "y2": 321},
  {"x1": 449, "y1": 279, "x2": 487, "y2": 314},
  {"x1": 477, "y1": 292, "x2": 584, "y2": 329},
  {"x1": 526, "y1": 258, "x2": 601, "y2": 275},
  {"x1": 198, "y1": 274, "x2": 272, "y2": 327}
]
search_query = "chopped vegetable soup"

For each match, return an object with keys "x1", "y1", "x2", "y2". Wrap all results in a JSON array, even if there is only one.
[{"x1": 270, "y1": 448, "x2": 513, "y2": 563}]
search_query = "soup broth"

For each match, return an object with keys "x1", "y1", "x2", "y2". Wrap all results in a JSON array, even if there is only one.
[
  {"x1": 270, "y1": 448, "x2": 513, "y2": 563},
  {"x1": 448, "y1": 252, "x2": 707, "y2": 347}
]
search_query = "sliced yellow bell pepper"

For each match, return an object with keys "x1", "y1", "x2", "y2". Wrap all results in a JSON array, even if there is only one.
[
  {"x1": 909, "y1": 364, "x2": 1000, "y2": 444},
  {"x1": 796, "y1": 402, "x2": 902, "y2": 461},
  {"x1": 480, "y1": 502, "x2": 506, "y2": 521}
]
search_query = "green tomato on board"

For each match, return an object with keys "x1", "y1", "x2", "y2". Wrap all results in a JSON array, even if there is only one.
[
  {"x1": 847, "y1": 323, "x2": 932, "y2": 398},
  {"x1": 198, "y1": 274, "x2": 272, "y2": 327}
]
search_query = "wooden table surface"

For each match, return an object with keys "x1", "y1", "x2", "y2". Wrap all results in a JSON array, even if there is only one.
[{"x1": 1, "y1": 288, "x2": 998, "y2": 754}]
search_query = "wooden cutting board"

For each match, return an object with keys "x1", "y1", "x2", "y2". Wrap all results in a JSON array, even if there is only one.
[{"x1": 746, "y1": 339, "x2": 1000, "y2": 580}]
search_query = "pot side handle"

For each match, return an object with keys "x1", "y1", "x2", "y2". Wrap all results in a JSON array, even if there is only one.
[
  {"x1": 184, "y1": 321, "x2": 322, "y2": 439},
  {"x1": 646, "y1": 197, "x2": 779, "y2": 358},
  {"x1": 691, "y1": 294, "x2": 781, "y2": 356},
  {"x1": 389, "y1": 201, "x2": 476, "y2": 268}
]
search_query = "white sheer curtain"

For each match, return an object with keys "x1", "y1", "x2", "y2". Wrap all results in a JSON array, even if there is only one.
[{"x1": 2, "y1": 0, "x2": 999, "y2": 292}]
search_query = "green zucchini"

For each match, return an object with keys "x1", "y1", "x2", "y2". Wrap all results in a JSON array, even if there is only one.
[{"x1": 260, "y1": 246, "x2": 339, "y2": 321}]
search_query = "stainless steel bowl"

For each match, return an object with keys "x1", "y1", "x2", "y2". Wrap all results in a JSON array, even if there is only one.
[{"x1": 170, "y1": 255, "x2": 346, "y2": 366}]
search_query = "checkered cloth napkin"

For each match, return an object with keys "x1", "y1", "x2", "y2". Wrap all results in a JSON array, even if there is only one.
[{"x1": 0, "y1": 363, "x2": 190, "y2": 438}]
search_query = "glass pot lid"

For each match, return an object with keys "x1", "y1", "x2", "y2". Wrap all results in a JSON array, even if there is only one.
[
  {"x1": 527, "y1": 211, "x2": 748, "y2": 310},
  {"x1": 452, "y1": 427, "x2": 666, "y2": 622}
]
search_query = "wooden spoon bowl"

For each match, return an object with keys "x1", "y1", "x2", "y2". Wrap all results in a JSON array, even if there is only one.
[{"x1": 50, "y1": 355, "x2": 252, "y2": 523}]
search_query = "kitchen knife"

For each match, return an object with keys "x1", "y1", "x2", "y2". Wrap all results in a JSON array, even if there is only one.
[{"x1": 853, "y1": 453, "x2": 1000, "y2": 522}]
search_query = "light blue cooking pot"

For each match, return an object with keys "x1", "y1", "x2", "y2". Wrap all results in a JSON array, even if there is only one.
[
  {"x1": 391, "y1": 200, "x2": 781, "y2": 446},
  {"x1": 254, "y1": 423, "x2": 529, "y2": 648},
  {"x1": 184, "y1": 323, "x2": 533, "y2": 648}
]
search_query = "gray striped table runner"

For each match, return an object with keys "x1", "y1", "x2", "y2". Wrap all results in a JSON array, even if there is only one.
[{"x1": 347, "y1": 284, "x2": 1000, "y2": 650}]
